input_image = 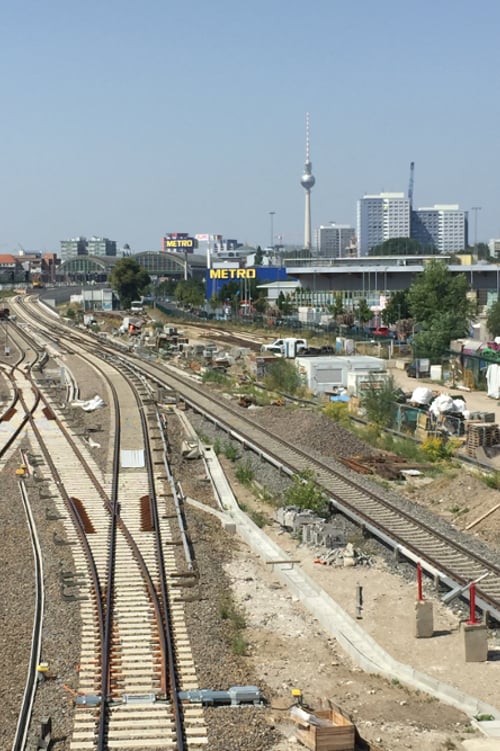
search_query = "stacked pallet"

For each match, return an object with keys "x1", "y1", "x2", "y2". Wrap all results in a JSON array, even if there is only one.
[
  {"x1": 291, "y1": 705, "x2": 355, "y2": 751},
  {"x1": 466, "y1": 422, "x2": 500, "y2": 457}
]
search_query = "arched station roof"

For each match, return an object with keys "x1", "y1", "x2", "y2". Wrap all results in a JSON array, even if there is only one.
[{"x1": 57, "y1": 252, "x2": 207, "y2": 279}]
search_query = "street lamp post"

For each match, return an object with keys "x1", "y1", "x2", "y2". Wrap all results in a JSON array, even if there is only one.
[{"x1": 269, "y1": 211, "x2": 275, "y2": 251}]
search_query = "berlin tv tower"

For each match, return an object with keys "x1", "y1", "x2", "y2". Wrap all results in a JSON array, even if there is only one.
[{"x1": 300, "y1": 112, "x2": 315, "y2": 250}]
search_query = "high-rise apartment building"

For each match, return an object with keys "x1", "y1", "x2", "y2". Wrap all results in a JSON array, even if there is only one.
[
  {"x1": 87, "y1": 236, "x2": 117, "y2": 256},
  {"x1": 357, "y1": 193, "x2": 410, "y2": 256},
  {"x1": 411, "y1": 205, "x2": 466, "y2": 253},
  {"x1": 315, "y1": 224, "x2": 355, "y2": 258},
  {"x1": 60, "y1": 236, "x2": 117, "y2": 261},
  {"x1": 60, "y1": 236, "x2": 88, "y2": 262}
]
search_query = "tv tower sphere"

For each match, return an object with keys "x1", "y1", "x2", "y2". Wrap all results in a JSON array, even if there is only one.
[{"x1": 301, "y1": 171, "x2": 315, "y2": 190}]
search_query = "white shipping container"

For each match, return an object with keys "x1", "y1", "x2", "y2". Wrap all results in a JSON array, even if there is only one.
[{"x1": 295, "y1": 355, "x2": 385, "y2": 395}]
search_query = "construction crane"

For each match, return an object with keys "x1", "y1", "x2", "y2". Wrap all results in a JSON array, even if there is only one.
[{"x1": 408, "y1": 161, "x2": 415, "y2": 210}]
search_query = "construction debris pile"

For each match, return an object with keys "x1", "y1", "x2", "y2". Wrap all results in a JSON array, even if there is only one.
[
  {"x1": 398, "y1": 386, "x2": 500, "y2": 458},
  {"x1": 313, "y1": 542, "x2": 373, "y2": 568},
  {"x1": 275, "y1": 507, "x2": 371, "y2": 566}
]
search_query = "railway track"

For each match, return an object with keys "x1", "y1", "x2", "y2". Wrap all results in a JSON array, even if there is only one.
[
  {"x1": 3, "y1": 311, "x2": 207, "y2": 750},
  {"x1": 3, "y1": 292, "x2": 500, "y2": 751},
  {"x1": 12, "y1": 296, "x2": 500, "y2": 624},
  {"x1": 123, "y1": 361, "x2": 500, "y2": 613}
]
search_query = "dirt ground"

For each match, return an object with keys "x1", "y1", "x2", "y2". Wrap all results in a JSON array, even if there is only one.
[{"x1": 215, "y1": 454, "x2": 500, "y2": 751}]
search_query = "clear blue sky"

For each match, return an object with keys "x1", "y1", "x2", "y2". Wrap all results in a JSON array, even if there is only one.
[{"x1": 1, "y1": 0, "x2": 499, "y2": 252}]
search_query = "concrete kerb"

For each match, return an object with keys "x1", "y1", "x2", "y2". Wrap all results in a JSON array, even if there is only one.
[{"x1": 189, "y1": 443, "x2": 500, "y2": 734}]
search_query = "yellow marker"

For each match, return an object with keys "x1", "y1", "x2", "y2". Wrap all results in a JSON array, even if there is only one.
[
  {"x1": 37, "y1": 663, "x2": 49, "y2": 673},
  {"x1": 15, "y1": 466, "x2": 26, "y2": 476},
  {"x1": 291, "y1": 688, "x2": 303, "y2": 704}
]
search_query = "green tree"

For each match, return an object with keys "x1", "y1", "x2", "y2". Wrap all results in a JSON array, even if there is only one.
[
  {"x1": 382, "y1": 290, "x2": 410, "y2": 325},
  {"x1": 253, "y1": 294, "x2": 268, "y2": 314},
  {"x1": 360, "y1": 374, "x2": 399, "y2": 430},
  {"x1": 109, "y1": 258, "x2": 151, "y2": 309},
  {"x1": 407, "y1": 259, "x2": 474, "y2": 359},
  {"x1": 217, "y1": 277, "x2": 261, "y2": 306},
  {"x1": 487, "y1": 300, "x2": 500, "y2": 337},
  {"x1": 277, "y1": 291, "x2": 293, "y2": 315},
  {"x1": 476, "y1": 242, "x2": 492, "y2": 261},
  {"x1": 174, "y1": 279, "x2": 205, "y2": 308},
  {"x1": 369, "y1": 237, "x2": 434, "y2": 256},
  {"x1": 156, "y1": 279, "x2": 177, "y2": 297},
  {"x1": 329, "y1": 292, "x2": 345, "y2": 319},
  {"x1": 356, "y1": 298, "x2": 372, "y2": 326},
  {"x1": 254, "y1": 246, "x2": 264, "y2": 265}
]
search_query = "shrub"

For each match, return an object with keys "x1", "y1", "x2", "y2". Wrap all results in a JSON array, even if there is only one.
[
  {"x1": 249, "y1": 509, "x2": 267, "y2": 528},
  {"x1": 283, "y1": 469, "x2": 328, "y2": 515},
  {"x1": 218, "y1": 596, "x2": 246, "y2": 629},
  {"x1": 359, "y1": 374, "x2": 399, "y2": 430},
  {"x1": 235, "y1": 461, "x2": 254, "y2": 485},
  {"x1": 202, "y1": 369, "x2": 232, "y2": 387},
  {"x1": 323, "y1": 401, "x2": 350, "y2": 425},
  {"x1": 421, "y1": 436, "x2": 459, "y2": 462},
  {"x1": 263, "y1": 358, "x2": 302, "y2": 394},
  {"x1": 231, "y1": 634, "x2": 247, "y2": 655},
  {"x1": 223, "y1": 442, "x2": 240, "y2": 461},
  {"x1": 481, "y1": 471, "x2": 500, "y2": 489}
]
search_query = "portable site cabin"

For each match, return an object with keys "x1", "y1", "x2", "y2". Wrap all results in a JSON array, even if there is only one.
[{"x1": 295, "y1": 355, "x2": 386, "y2": 396}]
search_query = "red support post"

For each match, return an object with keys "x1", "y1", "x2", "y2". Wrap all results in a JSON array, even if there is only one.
[
  {"x1": 468, "y1": 582, "x2": 477, "y2": 625},
  {"x1": 417, "y1": 562, "x2": 423, "y2": 602}
]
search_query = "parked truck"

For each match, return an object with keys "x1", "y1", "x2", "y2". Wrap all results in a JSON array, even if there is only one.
[{"x1": 261, "y1": 337, "x2": 307, "y2": 358}]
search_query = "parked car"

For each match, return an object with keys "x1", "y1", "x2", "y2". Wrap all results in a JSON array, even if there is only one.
[{"x1": 373, "y1": 325, "x2": 390, "y2": 337}]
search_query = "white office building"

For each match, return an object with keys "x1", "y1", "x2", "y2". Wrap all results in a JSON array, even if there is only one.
[
  {"x1": 314, "y1": 223, "x2": 355, "y2": 257},
  {"x1": 412, "y1": 205, "x2": 466, "y2": 253},
  {"x1": 357, "y1": 192, "x2": 410, "y2": 256},
  {"x1": 488, "y1": 239, "x2": 500, "y2": 260}
]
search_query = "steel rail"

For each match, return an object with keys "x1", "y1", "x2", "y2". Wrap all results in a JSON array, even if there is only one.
[
  {"x1": 10, "y1": 481, "x2": 45, "y2": 751},
  {"x1": 96, "y1": 368, "x2": 121, "y2": 750},
  {"x1": 10, "y1": 367, "x2": 105, "y2": 749},
  {"x1": 127, "y1": 368, "x2": 187, "y2": 749}
]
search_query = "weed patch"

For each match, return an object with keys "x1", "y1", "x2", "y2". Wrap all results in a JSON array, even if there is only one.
[{"x1": 235, "y1": 461, "x2": 255, "y2": 485}]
